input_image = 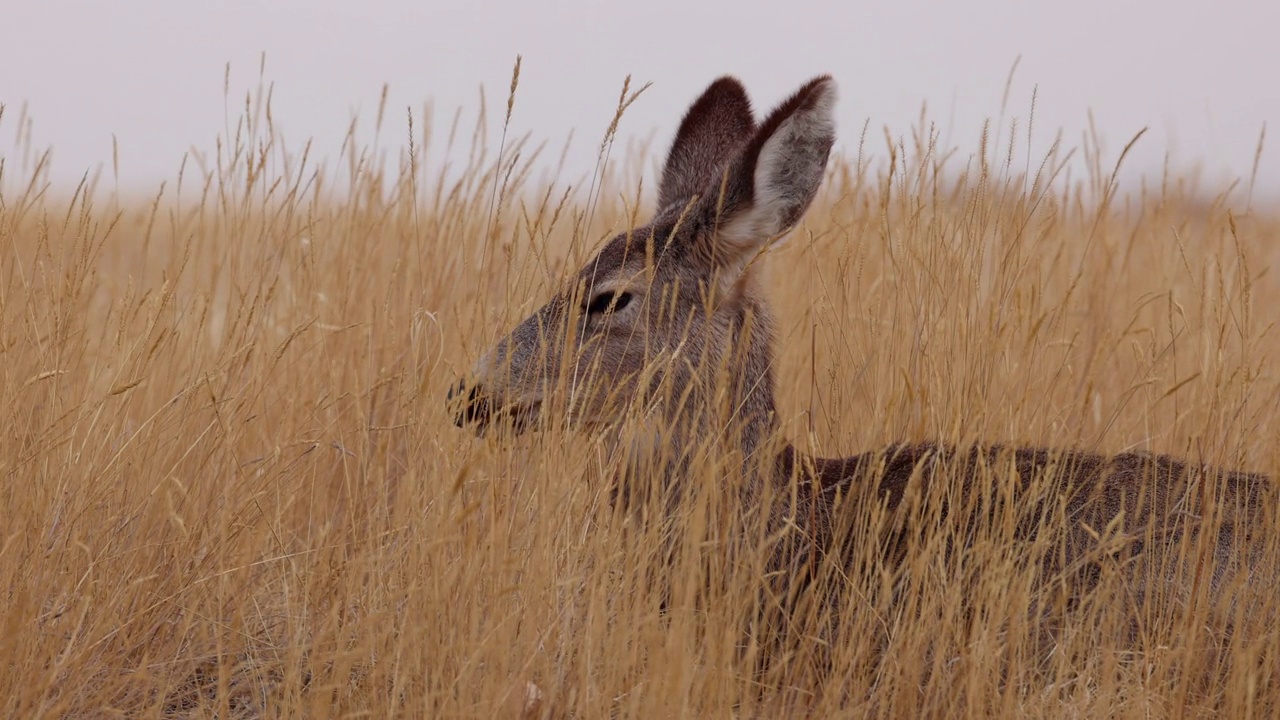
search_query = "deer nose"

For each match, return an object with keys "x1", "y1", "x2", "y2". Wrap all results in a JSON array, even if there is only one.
[{"x1": 448, "y1": 379, "x2": 492, "y2": 427}]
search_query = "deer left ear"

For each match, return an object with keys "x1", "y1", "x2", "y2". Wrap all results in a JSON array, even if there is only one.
[
  {"x1": 657, "y1": 77, "x2": 756, "y2": 215},
  {"x1": 696, "y1": 75, "x2": 836, "y2": 271}
]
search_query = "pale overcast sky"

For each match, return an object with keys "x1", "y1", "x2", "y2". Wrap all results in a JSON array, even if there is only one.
[{"x1": 4, "y1": 0, "x2": 1277, "y2": 201}]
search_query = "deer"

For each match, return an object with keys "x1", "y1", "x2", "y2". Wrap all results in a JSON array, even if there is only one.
[{"x1": 448, "y1": 75, "x2": 1274, "y2": 660}]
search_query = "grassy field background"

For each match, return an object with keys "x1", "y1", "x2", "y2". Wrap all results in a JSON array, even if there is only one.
[{"x1": 2, "y1": 75, "x2": 1278, "y2": 718}]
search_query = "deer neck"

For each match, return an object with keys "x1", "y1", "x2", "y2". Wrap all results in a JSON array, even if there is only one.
[{"x1": 659, "y1": 297, "x2": 783, "y2": 481}]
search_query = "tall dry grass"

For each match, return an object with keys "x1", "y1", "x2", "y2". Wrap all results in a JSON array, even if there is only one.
[{"x1": 2, "y1": 70, "x2": 1278, "y2": 718}]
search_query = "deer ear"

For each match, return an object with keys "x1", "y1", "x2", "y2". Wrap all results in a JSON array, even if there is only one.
[
  {"x1": 697, "y1": 75, "x2": 836, "y2": 270},
  {"x1": 657, "y1": 77, "x2": 756, "y2": 214}
]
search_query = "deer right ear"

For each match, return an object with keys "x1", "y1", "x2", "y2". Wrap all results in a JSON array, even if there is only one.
[
  {"x1": 657, "y1": 77, "x2": 756, "y2": 214},
  {"x1": 696, "y1": 75, "x2": 837, "y2": 273}
]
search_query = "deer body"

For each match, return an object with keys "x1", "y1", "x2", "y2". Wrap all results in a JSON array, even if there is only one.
[{"x1": 451, "y1": 75, "x2": 1271, "y2": 625}]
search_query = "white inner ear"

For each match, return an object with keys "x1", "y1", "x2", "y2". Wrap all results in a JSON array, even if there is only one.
[{"x1": 719, "y1": 86, "x2": 837, "y2": 258}]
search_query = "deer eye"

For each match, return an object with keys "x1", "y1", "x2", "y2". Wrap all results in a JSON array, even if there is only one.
[{"x1": 586, "y1": 291, "x2": 633, "y2": 317}]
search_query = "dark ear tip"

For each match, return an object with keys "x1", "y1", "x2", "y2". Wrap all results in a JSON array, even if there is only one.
[
  {"x1": 796, "y1": 75, "x2": 838, "y2": 107},
  {"x1": 688, "y1": 76, "x2": 753, "y2": 121},
  {"x1": 747, "y1": 75, "x2": 838, "y2": 148},
  {"x1": 703, "y1": 75, "x2": 748, "y2": 96}
]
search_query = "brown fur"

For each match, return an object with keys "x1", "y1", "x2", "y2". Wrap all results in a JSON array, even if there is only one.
[{"x1": 779, "y1": 443, "x2": 1268, "y2": 590}]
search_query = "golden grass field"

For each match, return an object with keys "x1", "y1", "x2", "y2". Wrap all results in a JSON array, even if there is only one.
[{"x1": 2, "y1": 73, "x2": 1278, "y2": 717}]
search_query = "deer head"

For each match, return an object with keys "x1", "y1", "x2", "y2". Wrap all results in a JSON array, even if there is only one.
[{"x1": 451, "y1": 75, "x2": 837, "y2": 471}]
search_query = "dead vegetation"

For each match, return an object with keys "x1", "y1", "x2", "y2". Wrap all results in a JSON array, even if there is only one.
[{"x1": 1, "y1": 69, "x2": 1277, "y2": 717}]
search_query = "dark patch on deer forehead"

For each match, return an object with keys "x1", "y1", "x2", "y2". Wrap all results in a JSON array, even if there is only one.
[
  {"x1": 573, "y1": 222, "x2": 686, "y2": 287},
  {"x1": 568, "y1": 207, "x2": 739, "y2": 303},
  {"x1": 576, "y1": 234, "x2": 632, "y2": 283}
]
